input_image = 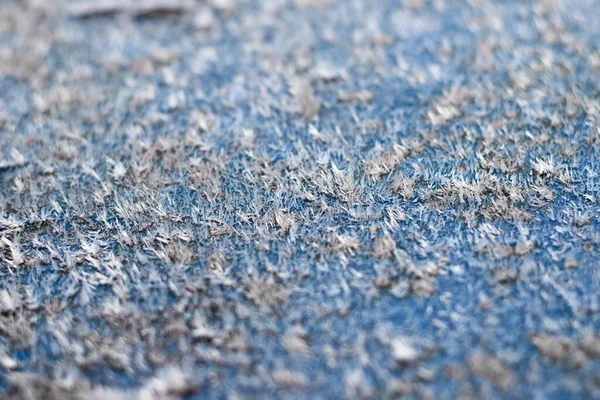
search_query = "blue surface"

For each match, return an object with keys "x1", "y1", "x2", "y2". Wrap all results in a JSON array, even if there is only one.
[{"x1": 1, "y1": 0, "x2": 600, "y2": 398}]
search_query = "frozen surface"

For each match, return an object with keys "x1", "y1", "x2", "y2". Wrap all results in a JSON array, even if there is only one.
[{"x1": 1, "y1": 0, "x2": 600, "y2": 398}]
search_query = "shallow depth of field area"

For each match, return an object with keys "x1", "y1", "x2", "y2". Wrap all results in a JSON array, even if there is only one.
[{"x1": 1, "y1": 0, "x2": 600, "y2": 399}]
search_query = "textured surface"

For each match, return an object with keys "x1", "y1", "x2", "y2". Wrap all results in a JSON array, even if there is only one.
[{"x1": 1, "y1": 0, "x2": 600, "y2": 398}]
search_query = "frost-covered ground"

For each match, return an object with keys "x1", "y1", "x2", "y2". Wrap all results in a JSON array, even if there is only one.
[{"x1": 1, "y1": 0, "x2": 600, "y2": 398}]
